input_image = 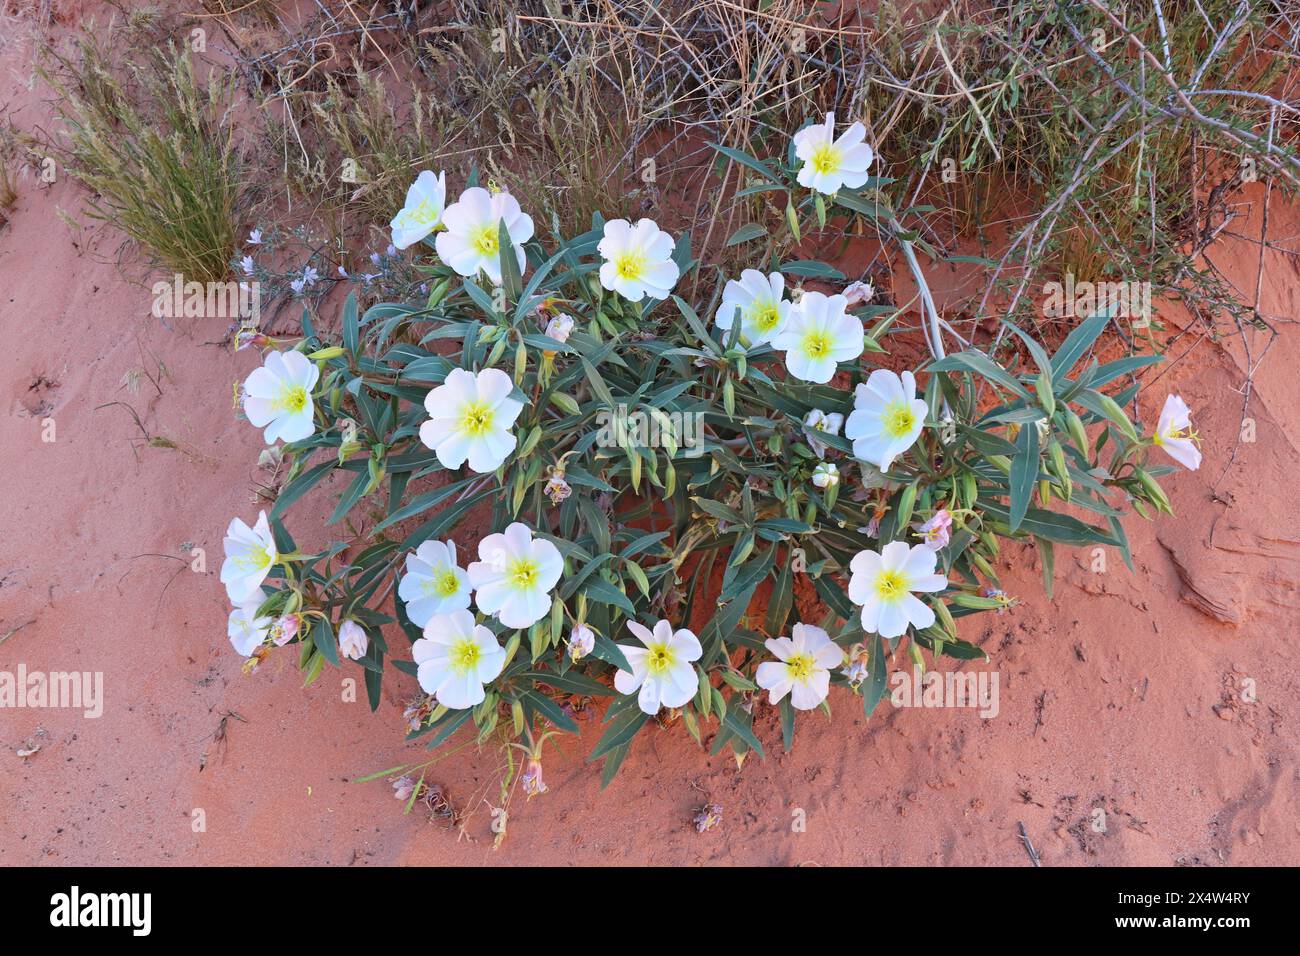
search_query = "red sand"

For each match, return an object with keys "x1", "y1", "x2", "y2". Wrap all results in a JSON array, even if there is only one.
[{"x1": 2, "y1": 8, "x2": 1298, "y2": 866}]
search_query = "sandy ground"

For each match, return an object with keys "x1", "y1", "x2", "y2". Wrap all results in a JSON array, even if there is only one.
[{"x1": 2, "y1": 8, "x2": 1298, "y2": 866}]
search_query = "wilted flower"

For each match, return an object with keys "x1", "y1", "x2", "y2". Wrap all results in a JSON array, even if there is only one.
[
  {"x1": 269, "y1": 613, "x2": 299, "y2": 646},
  {"x1": 235, "y1": 328, "x2": 271, "y2": 351},
  {"x1": 398, "y1": 539, "x2": 471, "y2": 628},
  {"x1": 543, "y1": 468, "x2": 572, "y2": 505},
  {"x1": 338, "y1": 620, "x2": 369, "y2": 660},
  {"x1": 543, "y1": 313, "x2": 574, "y2": 344},
  {"x1": 912, "y1": 509, "x2": 953, "y2": 550},
  {"x1": 842, "y1": 280, "x2": 874, "y2": 307},
  {"x1": 803, "y1": 408, "x2": 844, "y2": 457},
  {"x1": 412, "y1": 610, "x2": 507, "y2": 709},
  {"x1": 228, "y1": 600, "x2": 272, "y2": 656},
  {"x1": 770, "y1": 291, "x2": 864, "y2": 384},
  {"x1": 811, "y1": 461, "x2": 840, "y2": 488},
  {"x1": 843, "y1": 643, "x2": 870, "y2": 689},
  {"x1": 435, "y1": 186, "x2": 533, "y2": 283},
  {"x1": 392, "y1": 775, "x2": 418, "y2": 801},
  {"x1": 521, "y1": 758, "x2": 547, "y2": 798},
  {"x1": 983, "y1": 587, "x2": 1014, "y2": 614},
  {"x1": 715, "y1": 270, "x2": 791, "y2": 346},
  {"x1": 597, "y1": 218, "x2": 680, "y2": 301},
  {"x1": 419, "y1": 367, "x2": 524, "y2": 473},
  {"x1": 241, "y1": 349, "x2": 319, "y2": 444},
  {"x1": 1153, "y1": 394, "x2": 1202, "y2": 471},
  {"x1": 403, "y1": 696, "x2": 434, "y2": 732},
  {"x1": 569, "y1": 624, "x2": 596, "y2": 661},
  {"x1": 755, "y1": 623, "x2": 841, "y2": 710},
  {"x1": 693, "y1": 803, "x2": 722, "y2": 833},
  {"x1": 614, "y1": 619, "x2": 702, "y2": 715},
  {"x1": 221, "y1": 511, "x2": 277, "y2": 604},
  {"x1": 793, "y1": 112, "x2": 874, "y2": 195},
  {"x1": 844, "y1": 368, "x2": 927, "y2": 471},
  {"x1": 390, "y1": 170, "x2": 447, "y2": 250},
  {"x1": 468, "y1": 522, "x2": 564, "y2": 629},
  {"x1": 848, "y1": 541, "x2": 948, "y2": 638}
]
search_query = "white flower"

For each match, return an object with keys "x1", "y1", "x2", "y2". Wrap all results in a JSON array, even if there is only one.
[
  {"x1": 242, "y1": 349, "x2": 320, "y2": 444},
  {"x1": 247, "y1": 229, "x2": 263, "y2": 245},
  {"x1": 569, "y1": 624, "x2": 596, "y2": 661},
  {"x1": 715, "y1": 270, "x2": 791, "y2": 345},
  {"x1": 419, "y1": 367, "x2": 524, "y2": 473},
  {"x1": 597, "y1": 218, "x2": 680, "y2": 302},
  {"x1": 228, "y1": 601, "x2": 272, "y2": 656},
  {"x1": 755, "y1": 623, "x2": 842, "y2": 710},
  {"x1": 811, "y1": 461, "x2": 840, "y2": 488},
  {"x1": 770, "y1": 291, "x2": 864, "y2": 384},
  {"x1": 844, "y1": 369, "x2": 928, "y2": 471},
  {"x1": 412, "y1": 610, "x2": 507, "y2": 709},
  {"x1": 613, "y1": 619, "x2": 702, "y2": 715},
  {"x1": 338, "y1": 620, "x2": 368, "y2": 660},
  {"x1": 240, "y1": 255, "x2": 255, "y2": 276},
  {"x1": 468, "y1": 522, "x2": 564, "y2": 629},
  {"x1": 398, "y1": 539, "x2": 471, "y2": 627},
  {"x1": 435, "y1": 186, "x2": 533, "y2": 283},
  {"x1": 843, "y1": 280, "x2": 874, "y2": 307},
  {"x1": 221, "y1": 511, "x2": 277, "y2": 604},
  {"x1": 793, "y1": 112, "x2": 874, "y2": 195},
  {"x1": 390, "y1": 170, "x2": 447, "y2": 250},
  {"x1": 848, "y1": 541, "x2": 947, "y2": 638},
  {"x1": 1153, "y1": 394, "x2": 1201, "y2": 471},
  {"x1": 803, "y1": 408, "x2": 844, "y2": 457},
  {"x1": 544, "y1": 314, "x2": 574, "y2": 343}
]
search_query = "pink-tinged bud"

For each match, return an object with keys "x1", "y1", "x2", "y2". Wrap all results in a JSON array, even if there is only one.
[
  {"x1": 521, "y1": 758, "x2": 547, "y2": 798},
  {"x1": 842, "y1": 280, "x2": 874, "y2": 307},
  {"x1": 338, "y1": 619, "x2": 368, "y2": 660}
]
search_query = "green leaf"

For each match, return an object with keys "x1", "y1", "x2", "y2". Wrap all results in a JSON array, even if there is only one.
[
  {"x1": 725, "y1": 223, "x2": 767, "y2": 246},
  {"x1": 1009, "y1": 421, "x2": 1039, "y2": 533}
]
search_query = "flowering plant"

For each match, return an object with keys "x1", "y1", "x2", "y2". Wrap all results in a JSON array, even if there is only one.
[{"x1": 223, "y1": 121, "x2": 1194, "y2": 784}]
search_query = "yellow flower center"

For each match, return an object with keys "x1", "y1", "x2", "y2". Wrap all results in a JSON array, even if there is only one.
[
  {"x1": 809, "y1": 143, "x2": 840, "y2": 174},
  {"x1": 235, "y1": 545, "x2": 274, "y2": 571},
  {"x1": 507, "y1": 557, "x2": 539, "y2": 590},
  {"x1": 801, "y1": 329, "x2": 832, "y2": 359},
  {"x1": 424, "y1": 569, "x2": 461, "y2": 599},
  {"x1": 645, "y1": 643, "x2": 677, "y2": 676},
  {"x1": 459, "y1": 400, "x2": 495, "y2": 437},
  {"x1": 883, "y1": 401, "x2": 917, "y2": 439},
  {"x1": 875, "y1": 569, "x2": 907, "y2": 601},
  {"x1": 750, "y1": 302, "x2": 781, "y2": 333},
  {"x1": 449, "y1": 637, "x2": 482, "y2": 674},
  {"x1": 1155, "y1": 425, "x2": 1198, "y2": 447},
  {"x1": 614, "y1": 250, "x2": 647, "y2": 280},
  {"x1": 276, "y1": 384, "x2": 308, "y2": 415},
  {"x1": 402, "y1": 198, "x2": 440, "y2": 227},
  {"x1": 784, "y1": 651, "x2": 816, "y2": 682},
  {"x1": 471, "y1": 224, "x2": 500, "y2": 257}
]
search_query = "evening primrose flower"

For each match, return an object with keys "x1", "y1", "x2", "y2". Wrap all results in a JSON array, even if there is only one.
[
  {"x1": 613, "y1": 619, "x2": 702, "y2": 715},
  {"x1": 912, "y1": 509, "x2": 953, "y2": 550},
  {"x1": 390, "y1": 170, "x2": 447, "y2": 250},
  {"x1": 811, "y1": 461, "x2": 840, "y2": 488},
  {"x1": 228, "y1": 601, "x2": 272, "y2": 657},
  {"x1": 419, "y1": 367, "x2": 524, "y2": 473},
  {"x1": 770, "y1": 291, "x2": 864, "y2": 384},
  {"x1": 803, "y1": 408, "x2": 844, "y2": 457},
  {"x1": 338, "y1": 620, "x2": 368, "y2": 660},
  {"x1": 269, "y1": 613, "x2": 299, "y2": 647},
  {"x1": 221, "y1": 511, "x2": 277, "y2": 604},
  {"x1": 755, "y1": 623, "x2": 842, "y2": 710},
  {"x1": 843, "y1": 280, "x2": 874, "y2": 307},
  {"x1": 848, "y1": 541, "x2": 947, "y2": 638},
  {"x1": 844, "y1": 369, "x2": 928, "y2": 471},
  {"x1": 435, "y1": 186, "x2": 533, "y2": 283},
  {"x1": 412, "y1": 610, "x2": 507, "y2": 709},
  {"x1": 569, "y1": 624, "x2": 596, "y2": 661},
  {"x1": 793, "y1": 112, "x2": 874, "y2": 195},
  {"x1": 468, "y1": 522, "x2": 564, "y2": 629},
  {"x1": 597, "y1": 218, "x2": 680, "y2": 301},
  {"x1": 1153, "y1": 394, "x2": 1202, "y2": 471},
  {"x1": 398, "y1": 539, "x2": 471, "y2": 628},
  {"x1": 715, "y1": 270, "x2": 791, "y2": 345},
  {"x1": 241, "y1": 350, "x2": 320, "y2": 444}
]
